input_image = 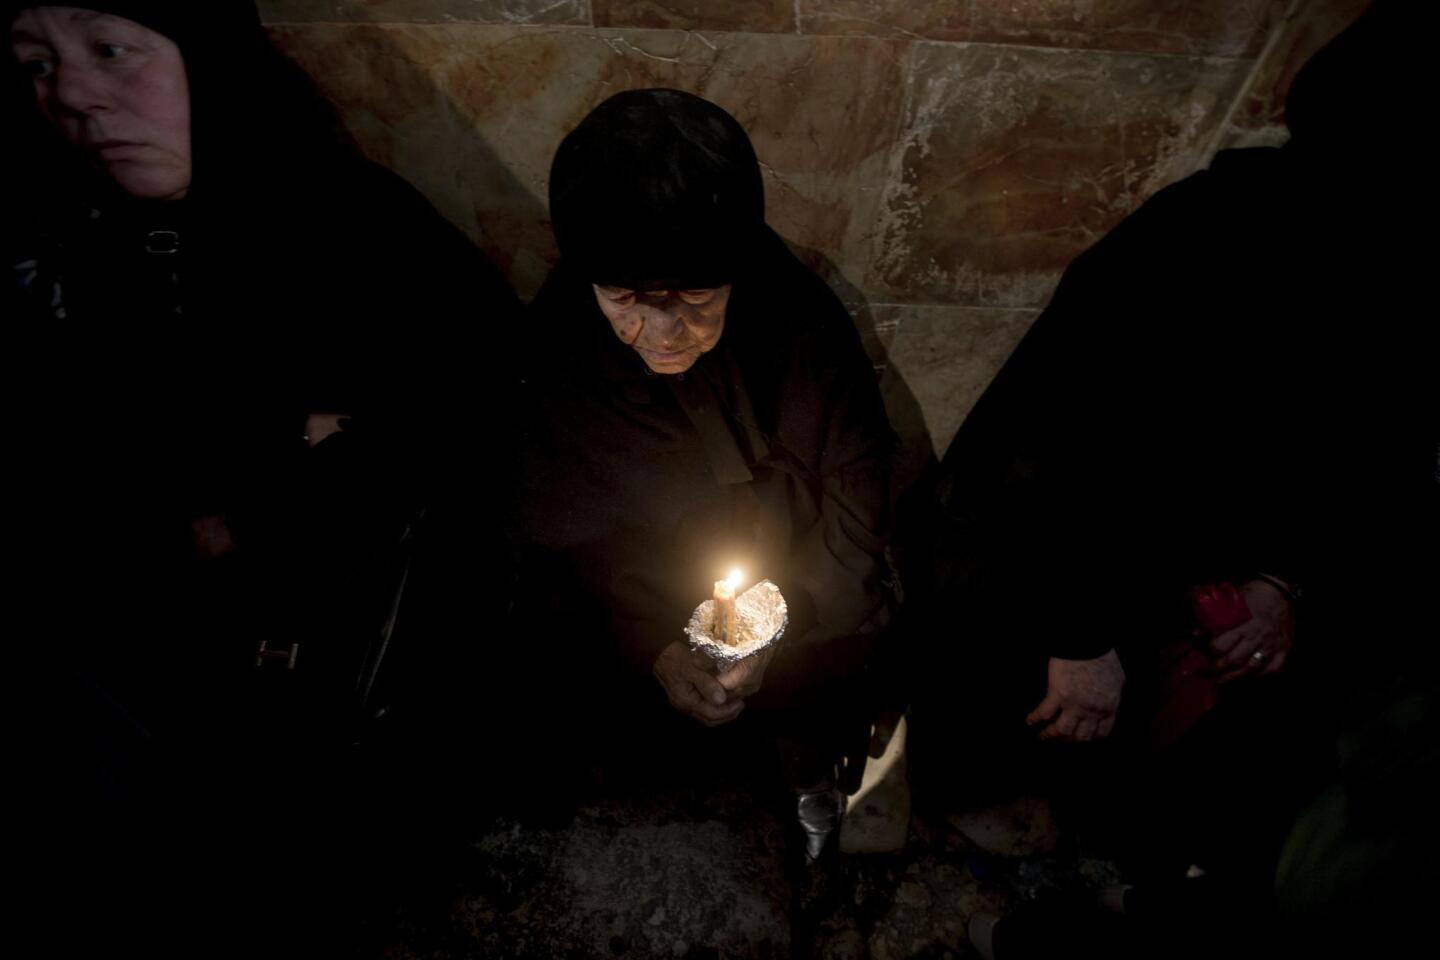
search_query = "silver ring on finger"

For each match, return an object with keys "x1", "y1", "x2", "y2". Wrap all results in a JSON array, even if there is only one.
[{"x1": 1250, "y1": 650, "x2": 1269, "y2": 663}]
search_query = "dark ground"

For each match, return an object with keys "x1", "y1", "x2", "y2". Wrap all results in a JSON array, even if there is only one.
[{"x1": 358, "y1": 725, "x2": 1119, "y2": 960}]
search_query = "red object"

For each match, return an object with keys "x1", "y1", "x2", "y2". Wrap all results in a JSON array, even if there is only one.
[
  {"x1": 1190, "y1": 582, "x2": 1253, "y2": 634},
  {"x1": 1149, "y1": 582, "x2": 1253, "y2": 750}
]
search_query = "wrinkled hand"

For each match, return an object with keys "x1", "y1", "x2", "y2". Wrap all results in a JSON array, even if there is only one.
[
  {"x1": 716, "y1": 644, "x2": 777, "y2": 701},
  {"x1": 1026, "y1": 649, "x2": 1125, "y2": 742},
  {"x1": 653, "y1": 641, "x2": 744, "y2": 727},
  {"x1": 190, "y1": 513, "x2": 236, "y2": 561},
  {"x1": 1209, "y1": 578, "x2": 1295, "y2": 683},
  {"x1": 303, "y1": 412, "x2": 349, "y2": 448}
]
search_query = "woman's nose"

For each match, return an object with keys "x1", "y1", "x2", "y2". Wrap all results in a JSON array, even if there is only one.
[
  {"x1": 50, "y1": 64, "x2": 111, "y2": 117},
  {"x1": 646, "y1": 306, "x2": 686, "y2": 345}
]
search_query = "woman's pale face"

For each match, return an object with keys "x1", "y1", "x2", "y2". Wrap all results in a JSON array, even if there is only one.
[
  {"x1": 11, "y1": 6, "x2": 191, "y2": 200},
  {"x1": 593, "y1": 284, "x2": 730, "y2": 374}
]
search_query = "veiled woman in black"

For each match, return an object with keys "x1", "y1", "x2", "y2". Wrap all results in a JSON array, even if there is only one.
[
  {"x1": 5, "y1": 2, "x2": 519, "y2": 952},
  {"x1": 510, "y1": 89, "x2": 894, "y2": 856},
  {"x1": 5, "y1": 0, "x2": 520, "y2": 713}
]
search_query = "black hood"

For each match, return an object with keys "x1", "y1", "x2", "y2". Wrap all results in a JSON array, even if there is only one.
[
  {"x1": 2, "y1": 0, "x2": 263, "y2": 49},
  {"x1": 549, "y1": 89, "x2": 767, "y2": 291},
  {"x1": 1284, "y1": 0, "x2": 1419, "y2": 168}
]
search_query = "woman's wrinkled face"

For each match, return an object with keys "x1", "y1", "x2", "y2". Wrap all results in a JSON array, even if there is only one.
[
  {"x1": 593, "y1": 284, "x2": 730, "y2": 374},
  {"x1": 11, "y1": 6, "x2": 191, "y2": 200}
]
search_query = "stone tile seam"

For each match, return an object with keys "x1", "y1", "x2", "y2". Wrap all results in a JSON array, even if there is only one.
[
  {"x1": 856, "y1": 39, "x2": 927, "y2": 297},
  {"x1": 260, "y1": 21, "x2": 1258, "y2": 64},
  {"x1": 1199, "y1": 0, "x2": 1304, "y2": 160},
  {"x1": 865, "y1": 303, "x2": 1040, "y2": 314}
]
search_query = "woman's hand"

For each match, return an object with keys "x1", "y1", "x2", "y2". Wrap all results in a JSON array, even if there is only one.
[
  {"x1": 189, "y1": 513, "x2": 235, "y2": 561},
  {"x1": 1026, "y1": 649, "x2": 1125, "y2": 742},
  {"x1": 1209, "y1": 578, "x2": 1295, "y2": 683},
  {"x1": 653, "y1": 641, "x2": 745, "y2": 727},
  {"x1": 716, "y1": 644, "x2": 778, "y2": 701},
  {"x1": 303, "y1": 412, "x2": 349, "y2": 448}
]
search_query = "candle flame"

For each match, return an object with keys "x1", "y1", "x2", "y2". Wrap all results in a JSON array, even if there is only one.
[{"x1": 725, "y1": 569, "x2": 744, "y2": 589}]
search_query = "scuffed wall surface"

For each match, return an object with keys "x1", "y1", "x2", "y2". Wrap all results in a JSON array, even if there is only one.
[{"x1": 257, "y1": 0, "x2": 1370, "y2": 468}]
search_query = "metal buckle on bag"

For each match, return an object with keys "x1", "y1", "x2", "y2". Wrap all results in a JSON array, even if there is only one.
[
  {"x1": 145, "y1": 230, "x2": 180, "y2": 254},
  {"x1": 255, "y1": 639, "x2": 300, "y2": 671}
]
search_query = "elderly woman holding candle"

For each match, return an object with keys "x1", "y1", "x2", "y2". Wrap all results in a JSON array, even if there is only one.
[{"x1": 509, "y1": 89, "x2": 894, "y2": 856}]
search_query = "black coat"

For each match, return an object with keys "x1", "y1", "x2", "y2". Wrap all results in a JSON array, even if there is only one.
[
  {"x1": 920, "y1": 145, "x2": 1432, "y2": 667},
  {"x1": 510, "y1": 228, "x2": 894, "y2": 678},
  {"x1": 5, "y1": 7, "x2": 521, "y2": 713},
  {"x1": 919, "y1": 0, "x2": 1435, "y2": 671}
]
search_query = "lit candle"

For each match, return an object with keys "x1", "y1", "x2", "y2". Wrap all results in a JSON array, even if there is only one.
[{"x1": 713, "y1": 569, "x2": 743, "y2": 646}]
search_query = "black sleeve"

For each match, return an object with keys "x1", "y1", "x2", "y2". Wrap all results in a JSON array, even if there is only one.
[
  {"x1": 769, "y1": 266, "x2": 895, "y2": 642},
  {"x1": 931, "y1": 164, "x2": 1312, "y2": 661},
  {"x1": 306, "y1": 159, "x2": 524, "y2": 500}
]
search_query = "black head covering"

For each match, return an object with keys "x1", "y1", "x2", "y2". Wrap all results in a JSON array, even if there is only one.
[
  {"x1": 548, "y1": 88, "x2": 766, "y2": 291},
  {"x1": 2, "y1": 0, "x2": 247, "y2": 47},
  {"x1": 1284, "y1": 0, "x2": 1418, "y2": 168}
]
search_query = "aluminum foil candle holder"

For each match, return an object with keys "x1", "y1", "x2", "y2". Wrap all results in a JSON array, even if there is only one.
[{"x1": 685, "y1": 579, "x2": 789, "y2": 668}]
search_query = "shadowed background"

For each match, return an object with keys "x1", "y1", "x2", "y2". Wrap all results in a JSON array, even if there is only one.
[
  {"x1": 226, "y1": 6, "x2": 1381, "y2": 957},
  {"x1": 256, "y1": 0, "x2": 1368, "y2": 486}
]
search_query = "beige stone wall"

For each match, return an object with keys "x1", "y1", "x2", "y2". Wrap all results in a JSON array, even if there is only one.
[{"x1": 258, "y1": 0, "x2": 1369, "y2": 476}]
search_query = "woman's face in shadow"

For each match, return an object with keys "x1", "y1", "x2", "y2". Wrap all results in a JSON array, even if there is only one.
[
  {"x1": 11, "y1": 6, "x2": 191, "y2": 200},
  {"x1": 593, "y1": 284, "x2": 731, "y2": 375}
]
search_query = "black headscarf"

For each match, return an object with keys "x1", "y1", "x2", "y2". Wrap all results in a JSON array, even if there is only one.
[
  {"x1": 548, "y1": 88, "x2": 766, "y2": 291},
  {"x1": 1284, "y1": 0, "x2": 1418, "y2": 171},
  {"x1": 3, "y1": 0, "x2": 243, "y2": 44}
]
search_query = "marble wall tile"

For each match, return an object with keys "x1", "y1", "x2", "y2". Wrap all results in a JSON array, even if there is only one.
[
  {"x1": 258, "y1": 0, "x2": 589, "y2": 25},
  {"x1": 276, "y1": 24, "x2": 908, "y2": 298},
  {"x1": 266, "y1": 24, "x2": 480, "y2": 249},
  {"x1": 855, "y1": 303, "x2": 899, "y2": 373},
  {"x1": 969, "y1": 0, "x2": 1287, "y2": 57},
  {"x1": 799, "y1": 0, "x2": 1287, "y2": 56},
  {"x1": 875, "y1": 304, "x2": 1037, "y2": 483},
  {"x1": 254, "y1": 1, "x2": 1322, "y2": 511},
  {"x1": 1222, "y1": 0, "x2": 1371, "y2": 149},
  {"x1": 870, "y1": 42, "x2": 1249, "y2": 308},
  {"x1": 592, "y1": 1, "x2": 796, "y2": 33},
  {"x1": 797, "y1": 0, "x2": 973, "y2": 42}
]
